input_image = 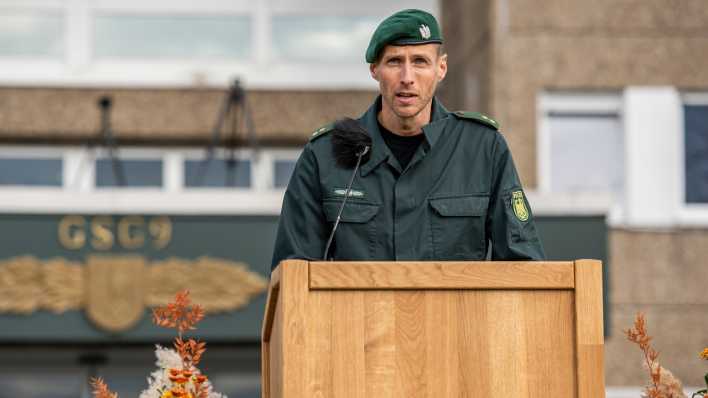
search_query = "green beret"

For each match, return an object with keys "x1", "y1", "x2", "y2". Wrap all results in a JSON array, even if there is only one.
[{"x1": 365, "y1": 9, "x2": 443, "y2": 63}]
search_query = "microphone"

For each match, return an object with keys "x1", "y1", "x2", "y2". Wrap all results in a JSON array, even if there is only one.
[{"x1": 322, "y1": 118, "x2": 372, "y2": 261}]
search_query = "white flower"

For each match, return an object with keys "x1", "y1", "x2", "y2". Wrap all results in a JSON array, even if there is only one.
[
  {"x1": 139, "y1": 368, "x2": 168, "y2": 398},
  {"x1": 154, "y1": 344, "x2": 183, "y2": 369},
  {"x1": 137, "y1": 345, "x2": 227, "y2": 398}
]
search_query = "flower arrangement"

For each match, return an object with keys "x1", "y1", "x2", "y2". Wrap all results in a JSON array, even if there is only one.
[
  {"x1": 694, "y1": 349, "x2": 708, "y2": 398},
  {"x1": 626, "y1": 312, "x2": 707, "y2": 398},
  {"x1": 90, "y1": 290, "x2": 227, "y2": 398}
]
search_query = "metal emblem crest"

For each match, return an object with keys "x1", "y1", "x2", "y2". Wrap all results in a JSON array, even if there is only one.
[
  {"x1": 512, "y1": 190, "x2": 529, "y2": 222},
  {"x1": 419, "y1": 24, "x2": 431, "y2": 39},
  {"x1": 86, "y1": 255, "x2": 146, "y2": 332}
]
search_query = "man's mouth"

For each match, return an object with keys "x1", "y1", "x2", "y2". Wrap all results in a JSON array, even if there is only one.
[
  {"x1": 396, "y1": 92, "x2": 417, "y2": 98},
  {"x1": 395, "y1": 92, "x2": 418, "y2": 105}
]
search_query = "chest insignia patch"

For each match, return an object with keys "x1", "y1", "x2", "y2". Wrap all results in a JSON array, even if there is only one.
[
  {"x1": 512, "y1": 190, "x2": 529, "y2": 222},
  {"x1": 333, "y1": 188, "x2": 365, "y2": 198}
]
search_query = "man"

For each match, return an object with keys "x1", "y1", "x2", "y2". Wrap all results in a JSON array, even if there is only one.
[{"x1": 271, "y1": 9, "x2": 544, "y2": 269}]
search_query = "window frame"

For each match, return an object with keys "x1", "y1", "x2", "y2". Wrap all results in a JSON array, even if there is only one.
[
  {"x1": 0, "y1": 145, "x2": 301, "y2": 215},
  {"x1": 537, "y1": 89, "x2": 708, "y2": 227},
  {"x1": 534, "y1": 91, "x2": 622, "y2": 220},
  {"x1": 0, "y1": 0, "x2": 437, "y2": 88}
]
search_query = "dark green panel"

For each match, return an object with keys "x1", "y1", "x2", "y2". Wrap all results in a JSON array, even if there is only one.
[
  {"x1": 0, "y1": 214, "x2": 279, "y2": 270},
  {"x1": 0, "y1": 214, "x2": 279, "y2": 343},
  {"x1": 534, "y1": 216, "x2": 607, "y2": 262},
  {"x1": 0, "y1": 214, "x2": 609, "y2": 342}
]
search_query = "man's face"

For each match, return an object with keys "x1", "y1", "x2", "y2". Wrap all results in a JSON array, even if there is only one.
[{"x1": 369, "y1": 43, "x2": 447, "y2": 120}]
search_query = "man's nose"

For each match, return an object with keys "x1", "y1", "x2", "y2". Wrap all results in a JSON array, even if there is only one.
[{"x1": 400, "y1": 62, "x2": 414, "y2": 85}]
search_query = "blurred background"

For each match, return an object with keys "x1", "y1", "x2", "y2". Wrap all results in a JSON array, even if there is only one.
[{"x1": 0, "y1": 0, "x2": 706, "y2": 397}]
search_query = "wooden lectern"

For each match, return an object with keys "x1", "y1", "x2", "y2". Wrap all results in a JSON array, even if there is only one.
[{"x1": 261, "y1": 260, "x2": 604, "y2": 397}]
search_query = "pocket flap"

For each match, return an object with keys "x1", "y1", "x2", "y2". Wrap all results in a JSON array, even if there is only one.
[
  {"x1": 429, "y1": 196, "x2": 489, "y2": 217},
  {"x1": 323, "y1": 201, "x2": 380, "y2": 223}
]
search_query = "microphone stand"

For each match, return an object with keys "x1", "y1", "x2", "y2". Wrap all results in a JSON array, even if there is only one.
[{"x1": 322, "y1": 145, "x2": 370, "y2": 261}]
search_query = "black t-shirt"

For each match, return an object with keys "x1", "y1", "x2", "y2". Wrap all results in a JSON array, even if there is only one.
[{"x1": 378, "y1": 121, "x2": 425, "y2": 170}]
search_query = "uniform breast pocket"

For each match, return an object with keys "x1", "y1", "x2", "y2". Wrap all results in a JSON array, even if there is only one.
[
  {"x1": 429, "y1": 195, "x2": 489, "y2": 259},
  {"x1": 322, "y1": 200, "x2": 380, "y2": 260}
]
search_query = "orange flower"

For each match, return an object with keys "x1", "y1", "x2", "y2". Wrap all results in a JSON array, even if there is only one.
[
  {"x1": 90, "y1": 377, "x2": 118, "y2": 398},
  {"x1": 700, "y1": 347, "x2": 708, "y2": 360},
  {"x1": 152, "y1": 290, "x2": 205, "y2": 335},
  {"x1": 194, "y1": 375, "x2": 207, "y2": 384}
]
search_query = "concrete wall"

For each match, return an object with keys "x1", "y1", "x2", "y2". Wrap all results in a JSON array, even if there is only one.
[
  {"x1": 606, "y1": 229, "x2": 708, "y2": 386},
  {"x1": 0, "y1": 87, "x2": 376, "y2": 145},
  {"x1": 438, "y1": 0, "x2": 492, "y2": 113}
]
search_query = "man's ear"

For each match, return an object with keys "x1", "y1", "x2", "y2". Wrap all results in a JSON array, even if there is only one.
[
  {"x1": 369, "y1": 63, "x2": 379, "y2": 81},
  {"x1": 437, "y1": 53, "x2": 448, "y2": 82}
]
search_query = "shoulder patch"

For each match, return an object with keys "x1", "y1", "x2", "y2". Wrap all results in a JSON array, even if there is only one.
[
  {"x1": 453, "y1": 111, "x2": 499, "y2": 130},
  {"x1": 309, "y1": 122, "x2": 335, "y2": 142}
]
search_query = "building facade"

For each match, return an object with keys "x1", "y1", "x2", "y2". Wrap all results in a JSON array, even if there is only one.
[{"x1": 0, "y1": 0, "x2": 703, "y2": 396}]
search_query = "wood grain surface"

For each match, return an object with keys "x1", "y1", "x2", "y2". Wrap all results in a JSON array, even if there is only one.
[
  {"x1": 263, "y1": 260, "x2": 604, "y2": 398},
  {"x1": 574, "y1": 259, "x2": 606, "y2": 398},
  {"x1": 261, "y1": 266, "x2": 280, "y2": 342},
  {"x1": 309, "y1": 261, "x2": 575, "y2": 289}
]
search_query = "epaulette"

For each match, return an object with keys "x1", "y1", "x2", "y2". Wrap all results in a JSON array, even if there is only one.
[
  {"x1": 309, "y1": 122, "x2": 335, "y2": 142},
  {"x1": 453, "y1": 111, "x2": 499, "y2": 130}
]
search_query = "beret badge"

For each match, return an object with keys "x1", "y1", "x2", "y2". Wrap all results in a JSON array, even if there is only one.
[{"x1": 419, "y1": 24, "x2": 431, "y2": 39}]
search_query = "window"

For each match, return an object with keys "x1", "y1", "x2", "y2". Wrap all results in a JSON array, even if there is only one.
[
  {"x1": 539, "y1": 92, "x2": 623, "y2": 195},
  {"x1": 271, "y1": 15, "x2": 378, "y2": 62},
  {"x1": 94, "y1": 15, "x2": 251, "y2": 59},
  {"x1": 0, "y1": 12, "x2": 64, "y2": 57},
  {"x1": 184, "y1": 159, "x2": 251, "y2": 188},
  {"x1": 0, "y1": 146, "x2": 300, "y2": 214},
  {"x1": 684, "y1": 104, "x2": 708, "y2": 204},
  {"x1": 273, "y1": 159, "x2": 296, "y2": 188},
  {"x1": 0, "y1": 158, "x2": 62, "y2": 186},
  {"x1": 95, "y1": 159, "x2": 163, "y2": 188},
  {"x1": 0, "y1": 1, "x2": 437, "y2": 87},
  {"x1": 546, "y1": 113, "x2": 623, "y2": 193}
]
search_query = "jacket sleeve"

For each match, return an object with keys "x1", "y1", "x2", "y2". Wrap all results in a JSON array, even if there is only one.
[
  {"x1": 271, "y1": 145, "x2": 329, "y2": 270},
  {"x1": 486, "y1": 134, "x2": 546, "y2": 260}
]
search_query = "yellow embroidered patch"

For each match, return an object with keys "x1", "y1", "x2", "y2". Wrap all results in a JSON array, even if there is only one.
[{"x1": 512, "y1": 190, "x2": 529, "y2": 222}]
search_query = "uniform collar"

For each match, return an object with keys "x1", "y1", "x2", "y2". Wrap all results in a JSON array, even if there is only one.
[
  {"x1": 358, "y1": 96, "x2": 450, "y2": 177},
  {"x1": 422, "y1": 97, "x2": 450, "y2": 148}
]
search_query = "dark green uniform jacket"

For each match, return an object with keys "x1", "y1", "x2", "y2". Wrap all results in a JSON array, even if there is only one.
[{"x1": 271, "y1": 96, "x2": 545, "y2": 269}]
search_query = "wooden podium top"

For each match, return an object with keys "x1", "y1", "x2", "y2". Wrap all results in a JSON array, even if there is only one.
[{"x1": 308, "y1": 261, "x2": 575, "y2": 289}]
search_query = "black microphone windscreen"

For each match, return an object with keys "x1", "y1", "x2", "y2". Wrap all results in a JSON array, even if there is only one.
[{"x1": 331, "y1": 117, "x2": 372, "y2": 169}]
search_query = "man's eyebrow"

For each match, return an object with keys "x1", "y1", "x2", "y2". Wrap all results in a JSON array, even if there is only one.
[
  {"x1": 383, "y1": 54, "x2": 402, "y2": 62},
  {"x1": 411, "y1": 53, "x2": 432, "y2": 60}
]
